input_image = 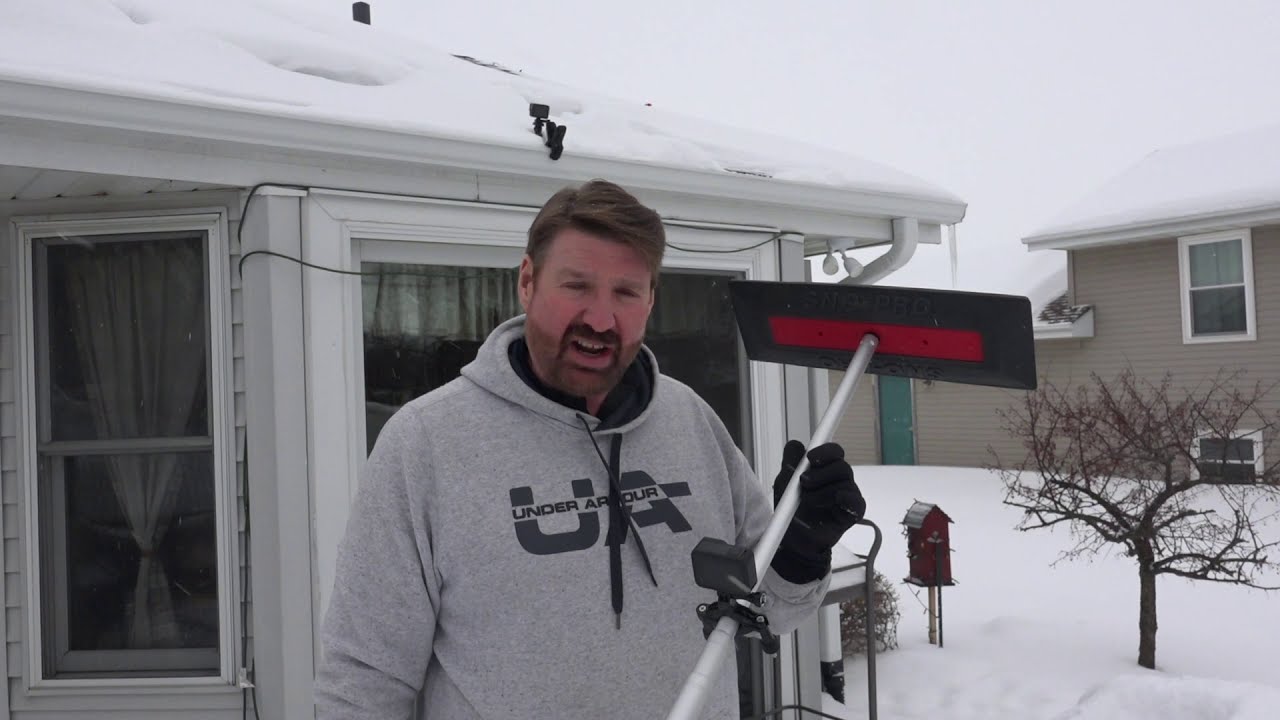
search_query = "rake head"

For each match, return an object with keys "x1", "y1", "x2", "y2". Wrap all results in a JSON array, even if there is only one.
[{"x1": 729, "y1": 280, "x2": 1037, "y2": 390}]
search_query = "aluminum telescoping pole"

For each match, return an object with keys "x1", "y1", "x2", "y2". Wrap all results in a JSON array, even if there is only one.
[{"x1": 665, "y1": 334, "x2": 880, "y2": 720}]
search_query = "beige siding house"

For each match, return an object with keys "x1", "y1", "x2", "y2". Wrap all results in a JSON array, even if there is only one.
[{"x1": 834, "y1": 123, "x2": 1280, "y2": 473}]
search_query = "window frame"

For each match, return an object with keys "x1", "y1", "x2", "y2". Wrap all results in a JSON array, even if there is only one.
[
  {"x1": 1177, "y1": 229, "x2": 1256, "y2": 344},
  {"x1": 1190, "y1": 428, "x2": 1265, "y2": 483},
  {"x1": 14, "y1": 211, "x2": 239, "y2": 689},
  {"x1": 300, "y1": 189, "x2": 786, "y2": 629}
]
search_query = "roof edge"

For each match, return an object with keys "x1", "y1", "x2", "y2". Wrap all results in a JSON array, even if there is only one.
[
  {"x1": 1022, "y1": 203, "x2": 1280, "y2": 250},
  {"x1": 0, "y1": 74, "x2": 967, "y2": 225}
]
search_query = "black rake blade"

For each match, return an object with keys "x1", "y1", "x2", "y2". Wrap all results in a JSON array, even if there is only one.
[{"x1": 729, "y1": 280, "x2": 1037, "y2": 390}]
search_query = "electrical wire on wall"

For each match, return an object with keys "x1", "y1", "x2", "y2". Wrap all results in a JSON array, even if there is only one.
[
  {"x1": 240, "y1": 440, "x2": 261, "y2": 720},
  {"x1": 236, "y1": 183, "x2": 802, "y2": 280}
]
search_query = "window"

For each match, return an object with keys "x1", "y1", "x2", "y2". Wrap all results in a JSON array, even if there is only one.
[
  {"x1": 21, "y1": 217, "x2": 232, "y2": 682},
  {"x1": 1177, "y1": 229, "x2": 1256, "y2": 343},
  {"x1": 362, "y1": 262, "x2": 521, "y2": 452},
  {"x1": 360, "y1": 264, "x2": 751, "y2": 456},
  {"x1": 1192, "y1": 429, "x2": 1264, "y2": 483}
]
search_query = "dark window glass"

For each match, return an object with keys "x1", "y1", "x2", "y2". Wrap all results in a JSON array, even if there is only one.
[
  {"x1": 646, "y1": 270, "x2": 751, "y2": 455},
  {"x1": 362, "y1": 263, "x2": 521, "y2": 451},
  {"x1": 34, "y1": 232, "x2": 218, "y2": 677},
  {"x1": 1198, "y1": 437, "x2": 1256, "y2": 463},
  {"x1": 44, "y1": 238, "x2": 209, "y2": 441},
  {"x1": 1190, "y1": 286, "x2": 1247, "y2": 335},
  {"x1": 1188, "y1": 239, "x2": 1243, "y2": 287},
  {"x1": 362, "y1": 264, "x2": 751, "y2": 456},
  {"x1": 63, "y1": 454, "x2": 218, "y2": 654}
]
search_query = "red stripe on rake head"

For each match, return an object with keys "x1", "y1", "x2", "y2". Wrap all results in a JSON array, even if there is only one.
[{"x1": 768, "y1": 316, "x2": 985, "y2": 362}]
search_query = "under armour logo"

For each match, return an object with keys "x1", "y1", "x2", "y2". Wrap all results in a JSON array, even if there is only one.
[{"x1": 510, "y1": 472, "x2": 692, "y2": 555}]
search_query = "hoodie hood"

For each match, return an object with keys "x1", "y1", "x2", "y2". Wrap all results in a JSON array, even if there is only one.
[{"x1": 461, "y1": 315, "x2": 660, "y2": 433}]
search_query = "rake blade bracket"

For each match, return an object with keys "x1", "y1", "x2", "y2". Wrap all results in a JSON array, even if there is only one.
[{"x1": 729, "y1": 280, "x2": 1037, "y2": 390}]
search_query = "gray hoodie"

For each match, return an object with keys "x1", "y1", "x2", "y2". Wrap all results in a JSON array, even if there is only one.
[{"x1": 315, "y1": 316, "x2": 829, "y2": 719}]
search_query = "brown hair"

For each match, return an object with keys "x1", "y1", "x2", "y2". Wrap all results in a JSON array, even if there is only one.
[{"x1": 526, "y1": 179, "x2": 666, "y2": 286}]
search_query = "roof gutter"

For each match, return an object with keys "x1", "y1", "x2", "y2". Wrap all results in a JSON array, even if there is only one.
[
  {"x1": 0, "y1": 74, "x2": 967, "y2": 226},
  {"x1": 843, "y1": 216, "x2": 919, "y2": 285}
]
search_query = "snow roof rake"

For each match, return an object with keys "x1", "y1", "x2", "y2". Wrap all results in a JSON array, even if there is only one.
[{"x1": 667, "y1": 280, "x2": 1036, "y2": 720}]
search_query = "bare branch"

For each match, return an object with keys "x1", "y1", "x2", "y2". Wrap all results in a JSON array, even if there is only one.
[{"x1": 991, "y1": 367, "x2": 1280, "y2": 586}]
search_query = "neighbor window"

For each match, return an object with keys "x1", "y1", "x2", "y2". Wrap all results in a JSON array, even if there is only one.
[
  {"x1": 27, "y1": 222, "x2": 227, "y2": 679},
  {"x1": 1192, "y1": 429, "x2": 1264, "y2": 483},
  {"x1": 1177, "y1": 229, "x2": 1256, "y2": 343}
]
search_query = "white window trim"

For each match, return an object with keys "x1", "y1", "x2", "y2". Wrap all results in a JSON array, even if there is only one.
[
  {"x1": 301, "y1": 190, "x2": 786, "y2": 635},
  {"x1": 1177, "y1": 229, "x2": 1256, "y2": 344},
  {"x1": 13, "y1": 211, "x2": 239, "y2": 690},
  {"x1": 1190, "y1": 428, "x2": 1265, "y2": 482}
]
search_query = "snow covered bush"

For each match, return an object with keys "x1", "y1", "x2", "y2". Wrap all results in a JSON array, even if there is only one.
[{"x1": 838, "y1": 570, "x2": 900, "y2": 654}]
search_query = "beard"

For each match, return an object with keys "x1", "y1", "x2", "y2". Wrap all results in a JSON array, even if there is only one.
[{"x1": 523, "y1": 318, "x2": 644, "y2": 403}]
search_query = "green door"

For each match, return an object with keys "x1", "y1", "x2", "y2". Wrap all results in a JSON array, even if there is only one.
[{"x1": 878, "y1": 375, "x2": 916, "y2": 465}]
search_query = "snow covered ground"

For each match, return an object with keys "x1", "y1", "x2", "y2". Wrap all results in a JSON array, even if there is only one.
[{"x1": 829, "y1": 467, "x2": 1280, "y2": 720}]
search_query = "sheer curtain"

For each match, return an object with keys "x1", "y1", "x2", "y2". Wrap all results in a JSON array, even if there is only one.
[
  {"x1": 364, "y1": 264, "x2": 519, "y2": 339},
  {"x1": 362, "y1": 264, "x2": 521, "y2": 451},
  {"x1": 66, "y1": 238, "x2": 207, "y2": 648}
]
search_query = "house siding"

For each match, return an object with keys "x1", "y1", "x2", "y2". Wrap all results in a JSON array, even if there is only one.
[
  {"x1": 828, "y1": 371, "x2": 880, "y2": 465},
  {"x1": 1054, "y1": 228, "x2": 1280, "y2": 460},
  {"x1": 2, "y1": 204, "x2": 15, "y2": 720},
  {"x1": 0, "y1": 191, "x2": 249, "y2": 718},
  {"x1": 844, "y1": 225, "x2": 1280, "y2": 471}
]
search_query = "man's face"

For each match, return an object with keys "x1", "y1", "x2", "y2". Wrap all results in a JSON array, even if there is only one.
[{"x1": 519, "y1": 227, "x2": 655, "y2": 413}]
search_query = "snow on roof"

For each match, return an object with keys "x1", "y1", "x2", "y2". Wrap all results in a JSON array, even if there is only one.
[
  {"x1": 902, "y1": 501, "x2": 951, "y2": 528},
  {"x1": 1, "y1": 0, "x2": 960, "y2": 205},
  {"x1": 1036, "y1": 294, "x2": 1091, "y2": 326},
  {"x1": 1029, "y1": 121, "x2": 1280, "y2": 240}
]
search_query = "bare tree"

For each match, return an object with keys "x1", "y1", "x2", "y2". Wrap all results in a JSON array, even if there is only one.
[{"x1": 990, "y1": 369, "x2": 1280, "y2": 669}]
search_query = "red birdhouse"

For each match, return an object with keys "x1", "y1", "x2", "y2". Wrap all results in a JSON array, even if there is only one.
[{"x1": 902, "y1": 502, "x2": 954, "y2": 587}]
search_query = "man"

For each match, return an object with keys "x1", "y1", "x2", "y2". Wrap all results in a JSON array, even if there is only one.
[{"x1": 315, "y1": 179, "x2": 865, "y2": 719}]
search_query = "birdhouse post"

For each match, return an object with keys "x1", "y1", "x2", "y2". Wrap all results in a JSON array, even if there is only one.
[{"x1": 901, "y1": 502, "x2": 955, "y2": 646}]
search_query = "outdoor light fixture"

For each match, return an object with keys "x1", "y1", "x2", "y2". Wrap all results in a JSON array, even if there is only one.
[
  {"x1": 822, "y1": 248, "x2": 841, "y2": 275},
  {"x1": 822, "y1": 243, "x2": 864, "y2": 279},
  {"x1": 843, "y1": 254, "x2": 864, "y2": 279}
]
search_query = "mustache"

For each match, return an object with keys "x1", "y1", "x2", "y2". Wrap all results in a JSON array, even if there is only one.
[{"x1": 562, "y1": 325, "x2": 619, "y2": 346}]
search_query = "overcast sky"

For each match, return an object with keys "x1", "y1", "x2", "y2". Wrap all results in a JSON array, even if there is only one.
[{"x1": 290, "y1": 0, "x2": 1280, "y2": 296}]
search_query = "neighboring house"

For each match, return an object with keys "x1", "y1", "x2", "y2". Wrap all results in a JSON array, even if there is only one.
[
  {"x1": 833, "y1": 122, "x2": 1280, "y2": 475},
  {"x1": 0, "y1": 1, "x2": 964, "y2": 719}
]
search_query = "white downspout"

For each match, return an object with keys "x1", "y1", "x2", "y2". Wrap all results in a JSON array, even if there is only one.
[{"x1": 844, "y1": 217, "x2": 919, "y2": 285}]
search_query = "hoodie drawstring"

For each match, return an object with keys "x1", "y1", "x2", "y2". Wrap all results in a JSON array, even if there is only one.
[
  {"x1": 578, "y1": 415, "x2": 659, "y2": 629},
  {"x1": 606, "y1": 435, "x2": 625, "y2": 627}
]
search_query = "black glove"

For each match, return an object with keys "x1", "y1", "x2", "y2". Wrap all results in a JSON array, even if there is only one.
[{"x1": 769, "y1": 440, "x2": 866, "y2": 584}]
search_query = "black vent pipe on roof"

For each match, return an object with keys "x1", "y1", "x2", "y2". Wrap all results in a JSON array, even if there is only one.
[{"x1": 353, "y1": 2, "x2": 371, "y2": 25}]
